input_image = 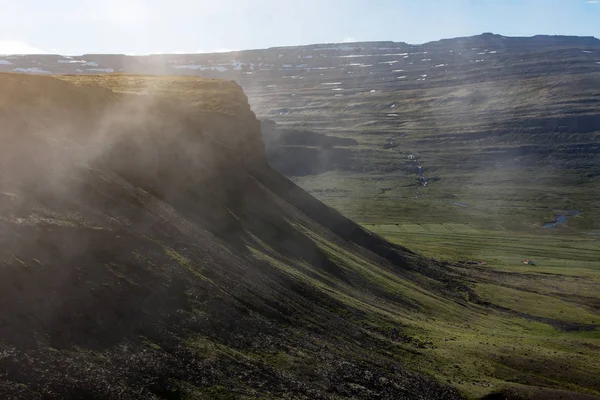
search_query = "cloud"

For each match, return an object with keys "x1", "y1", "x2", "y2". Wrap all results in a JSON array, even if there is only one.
[
  {"x1": 341, "y1": 37, "x2": 357, "y2": 43},
  {"x1": 585, "y1": 0, "x2": 599, "y2": 3},
  {"x1": 0, "y1": 41, "x2": 45, "y2": 55}
]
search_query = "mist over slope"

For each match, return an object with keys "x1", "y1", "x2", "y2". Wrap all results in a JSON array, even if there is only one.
[
  {"x1": 0, "y1": 73, "x2": 469, "y2": 399},
  {"x1": 3, "y1": 33, "x2": 599, "y2": 230}
]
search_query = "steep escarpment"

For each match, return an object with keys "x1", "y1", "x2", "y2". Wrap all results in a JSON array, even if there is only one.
[{"x1": 0, "y1": 73, "x2": 466, "y2": 399}]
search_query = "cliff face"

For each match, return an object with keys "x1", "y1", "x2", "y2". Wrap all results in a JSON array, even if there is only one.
[{"x1": 0, "y1": 73, "x2": 464, "y2": 399}]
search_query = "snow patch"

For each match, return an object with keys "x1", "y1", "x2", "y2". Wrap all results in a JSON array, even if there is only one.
[
  {"x1": 397, "y1": 76, "x2": 406, "y2": 79},
  {"x1": 338, "y1": 52, "x2": 406, "y2": 58},
  {"x1": 344, "y1": 63, "x2": 372, "y2": 67},
  {"x1": 0, "y1": 60, "x2": 12, "y2": 65},
  {"x1": 321, "y1": 82, "x2": 342, "y2": 85},
  {"x1": 582, "y1": 50, "x2": 592, "y2": 53},
  {"x1": 433, "y1": 64, "x2": 447, "y2": 67}
]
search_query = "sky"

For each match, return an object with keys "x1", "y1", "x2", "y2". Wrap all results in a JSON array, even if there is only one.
[{"x1": 1, "y1": 0, "x2": 599, "y2": 55}]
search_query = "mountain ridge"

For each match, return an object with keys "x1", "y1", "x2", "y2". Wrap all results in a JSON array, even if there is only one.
[{"x1": 3, "y1": 33, "x2": 600, "y2": 57}]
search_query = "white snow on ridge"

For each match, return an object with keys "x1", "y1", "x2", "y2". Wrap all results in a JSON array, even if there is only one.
[
  {"x1": 433, "y1": 64, "x2": 447, "y2": 67},
  {"x1": 332, "y1": 88, "x2": 344, "y2": 91},
  {"x1": 582, "y1": 50, "x2": 592, "y2": 53},
  {"x1": 338, "y1": 54, "x2": 375, "y2": 58},
  {"x1": 379, "y1": 60, "x2": 399, "y2": 65},
  {"x1": 85, "y1": 61, "x2": 99, "y2": 67},
  {"x1": 392, "y1": 69, "x2": 404, "y2": 72},
  {"x1": 344, "y1": 63, "x2": 372, "y2": 67},
  {"x1": 13, "y1": 67, "x2": 51, "y2": 74},
  {"x1": 338, "y1": 52, "x2": 407, "y2": 58},
  {"x1": 0, "y1": 60, "x2": 12, "y2": 65},
  {"x1": 397, "y1": 76, "x2": 406, "y2": 79},
  {"x1": 321, "y1": 82, "x2": 342, "y2": 85}
]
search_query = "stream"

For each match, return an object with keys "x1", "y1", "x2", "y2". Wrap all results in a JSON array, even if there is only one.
[{"x1": 542, "y1": 210, "x2": 581, "y2": 229}]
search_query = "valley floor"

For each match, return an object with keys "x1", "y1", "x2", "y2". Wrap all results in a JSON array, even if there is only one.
[{"x1": 364, "y1": 223, "x2": 600, "y2": 399}]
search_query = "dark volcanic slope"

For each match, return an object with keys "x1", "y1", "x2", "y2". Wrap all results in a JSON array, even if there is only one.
[{"x1": 0, "y1": 73, "x2": 467, "y2": 399}]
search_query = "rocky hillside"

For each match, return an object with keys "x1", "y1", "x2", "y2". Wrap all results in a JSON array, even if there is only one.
[
  {"x1": 3, "y1": 33, "x2": 599, "y2": 230},
  {"x1": 0, "y1": 73, "x2": 471, "y2": 399}
]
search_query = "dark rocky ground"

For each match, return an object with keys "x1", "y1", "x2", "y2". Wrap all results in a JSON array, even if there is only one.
[{"x1": 0, "y1": 73, "x2": 468, "y2": 399}]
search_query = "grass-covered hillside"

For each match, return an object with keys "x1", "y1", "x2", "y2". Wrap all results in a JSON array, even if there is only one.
[
  {"x1": 1, "y1": 72, "x2": 598, "y2": 400},
  {"x1": 1, "y1": 73, "x2": 465, "y2": 400}
]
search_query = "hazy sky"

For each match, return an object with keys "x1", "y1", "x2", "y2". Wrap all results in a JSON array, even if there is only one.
[{"x1": 1, "y1": 0, "x2": 599, "y2": 55}]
